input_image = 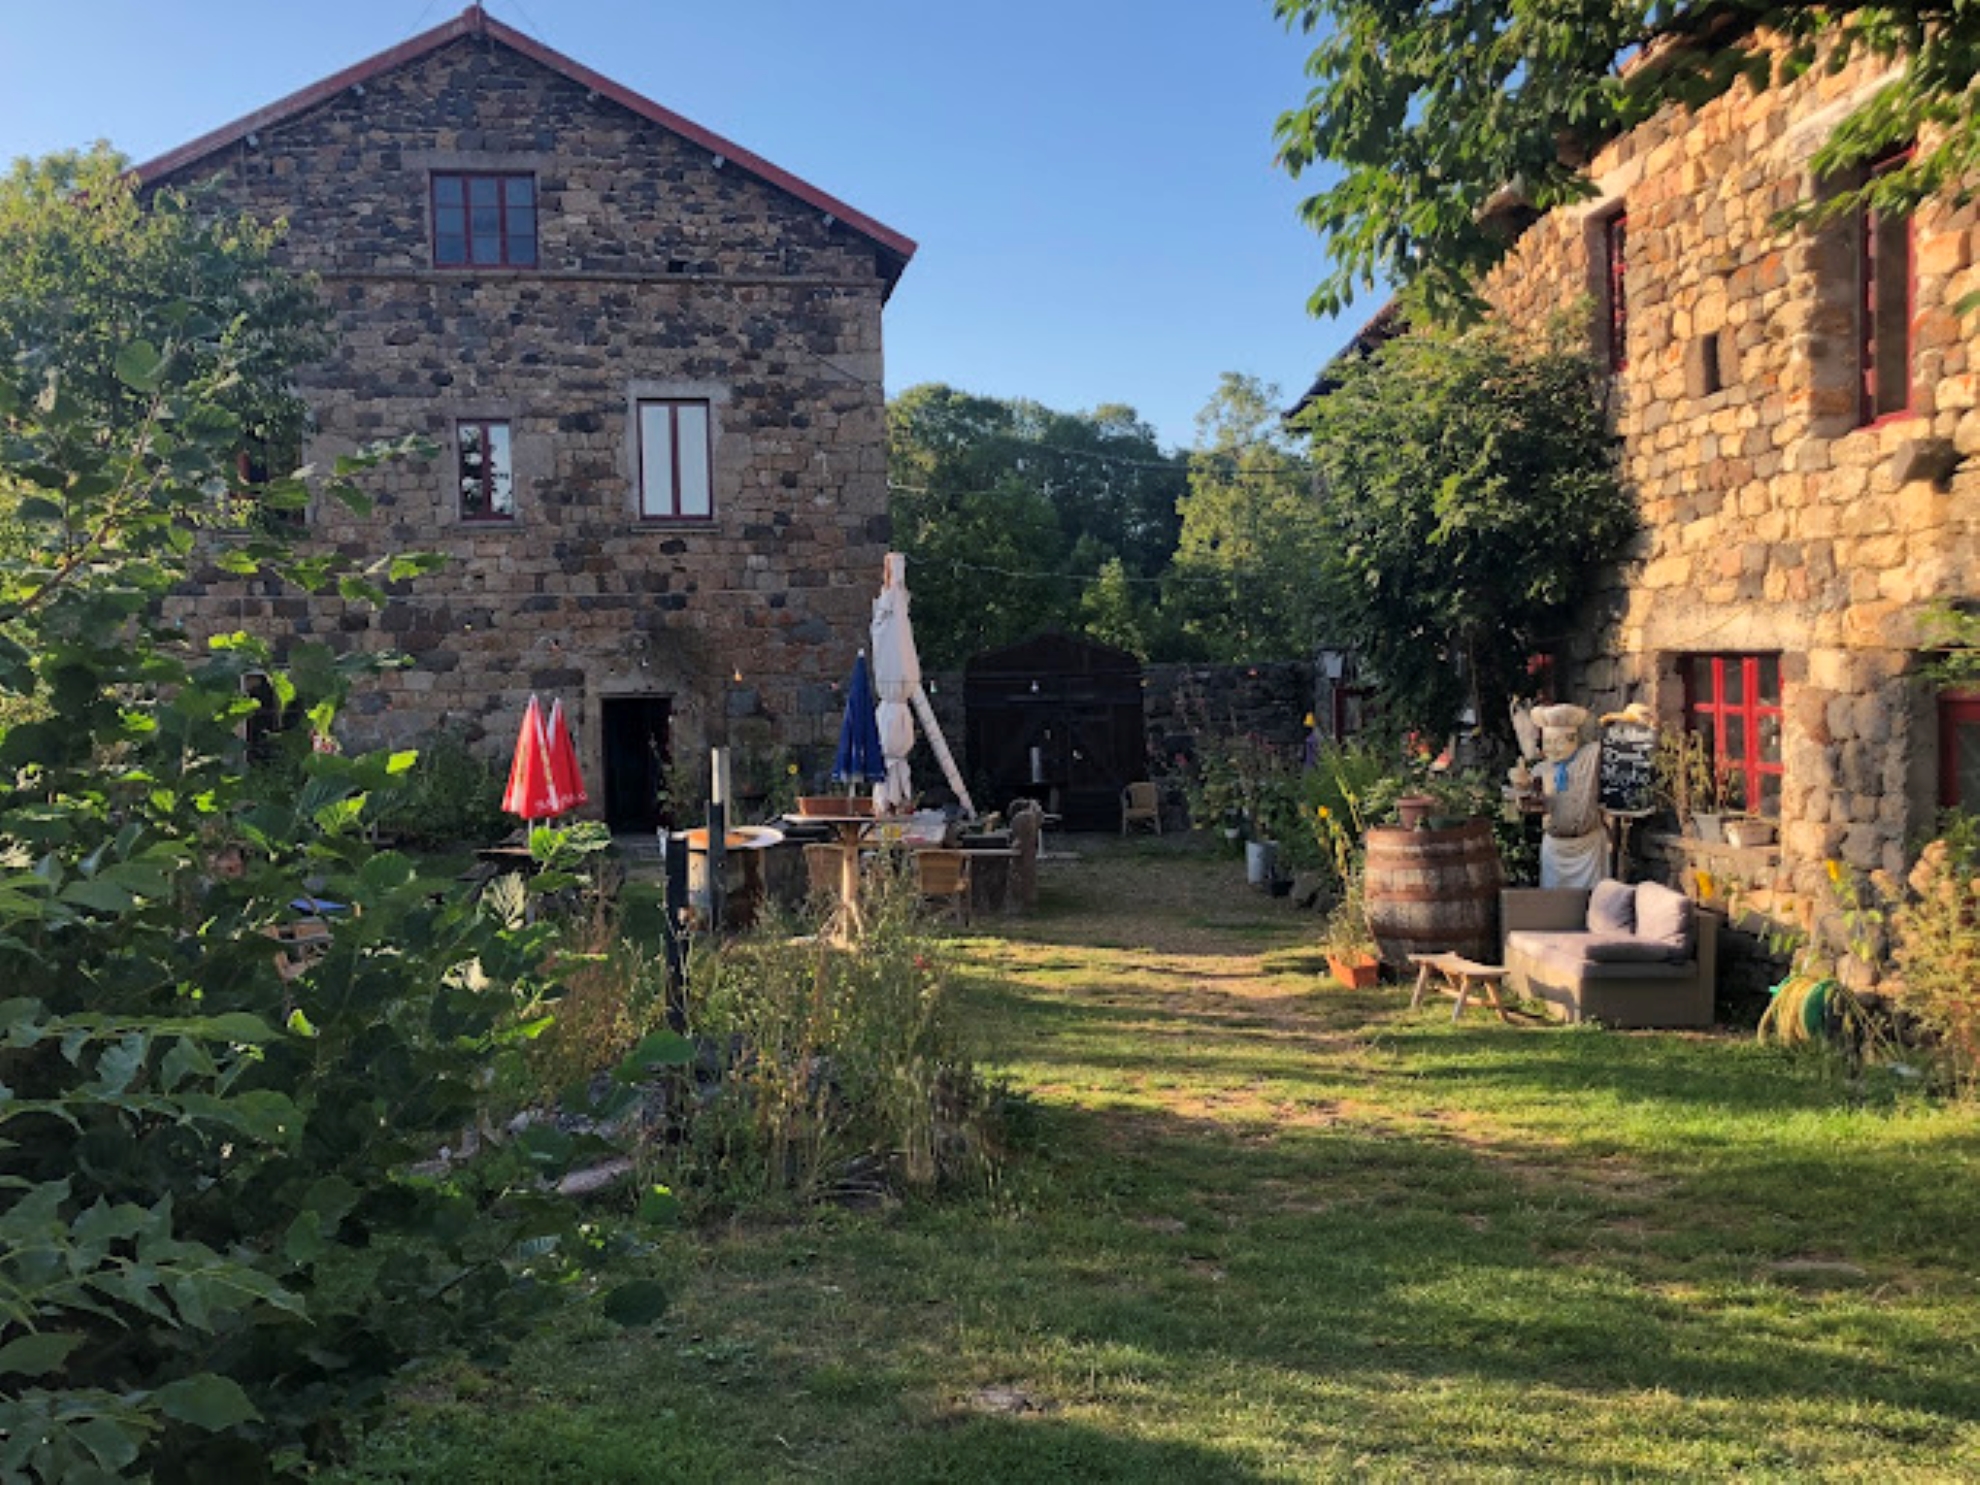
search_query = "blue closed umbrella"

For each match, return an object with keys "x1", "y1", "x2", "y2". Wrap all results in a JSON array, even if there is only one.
[{"x1": 833, "y1": 651, "x2": 887, "y2": 785}]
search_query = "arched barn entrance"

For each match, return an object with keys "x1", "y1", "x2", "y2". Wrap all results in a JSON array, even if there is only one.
[{"x1": 964, "y1": 633, "x2": 1146, "y2": 830}]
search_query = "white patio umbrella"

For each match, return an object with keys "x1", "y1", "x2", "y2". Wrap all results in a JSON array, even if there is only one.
[
  {"x1": 869, "y1": 552, "x2": 974, "y2": 817},
  {"x1": 870, "y1": 553, "x2": 920, "y2": 813}
]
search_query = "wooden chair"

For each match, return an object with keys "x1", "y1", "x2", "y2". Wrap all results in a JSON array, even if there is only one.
[
  {"x1": 912, "y1": 848, "x2": 971, "y2": 924},
  {"x1": 803, "y1": 843, "x2": 844, "y2": 902},
  {"x1": 1121, "y1": 781, "x2": 1161, "y2": 835}
]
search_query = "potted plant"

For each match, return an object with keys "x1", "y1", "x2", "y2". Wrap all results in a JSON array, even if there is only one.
[
  {"x1": 1320, "y1": 871, "x2": 1380, "y2": 988},
  {"x1": 1655, "y1": 729, "x2": 1739, "y2": 842}
]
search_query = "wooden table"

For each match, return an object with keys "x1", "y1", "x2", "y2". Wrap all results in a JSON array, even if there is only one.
[
  {"x1": 679, "y1": 825, "x2": 784, "y2": 930},
  {"x1": 1408, "y1": 952, "x2": 1516, "y2": 1023}
]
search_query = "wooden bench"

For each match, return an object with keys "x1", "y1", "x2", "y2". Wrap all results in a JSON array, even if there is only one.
[{"x1": 1408, "y1": 952, "x2": 1516, "y2": 1024}]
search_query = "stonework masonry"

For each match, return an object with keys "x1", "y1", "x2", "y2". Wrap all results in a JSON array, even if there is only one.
[
  {"x1": 1481, "y1": 55, "x2": 1980, "y2": 920},
  {"x1": 149, "y1": 24, "x2": 901, "y2": 814}
]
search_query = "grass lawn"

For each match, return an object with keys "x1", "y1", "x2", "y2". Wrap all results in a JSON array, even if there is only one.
[{"x1": 335, "y1": 836, "x2": 1980, "y2": 1482}]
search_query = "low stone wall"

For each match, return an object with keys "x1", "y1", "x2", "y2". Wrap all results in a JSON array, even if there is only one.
[{"x1": 1143, "y1": 661, "x2": 1316, "y2": 761}]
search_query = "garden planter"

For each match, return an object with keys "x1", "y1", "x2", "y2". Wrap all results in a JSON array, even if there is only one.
[
  {"x1": 1724, "y1": 818, "x2": 1776, "y2": 849},
  {"x1": 1690, "y1": 812, "x2": 1724, "y2": 844},
  {"x1": 1245, "y1": 839, "x2": 1280, "y2": 887},
  {"x1": 1327, "y1": 952, "x2": 1380, "y2": 989},
  {"x1": 1363, "y1": 819, "x2": 1503, "y2": 967},
  {"x1": 797, "y1": 795, "x2": 874, "y2": 818}
]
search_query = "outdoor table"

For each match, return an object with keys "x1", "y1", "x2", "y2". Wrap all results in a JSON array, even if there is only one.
[
  {"x1": 679, "y1": 825, "x2": 783, "y2": 929},
  {"x1": 1408, "y1": 952, "x2": 1516, "y2": 1024}
]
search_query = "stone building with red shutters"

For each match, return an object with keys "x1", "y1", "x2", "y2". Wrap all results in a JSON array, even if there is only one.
[
  {"x1": 1472, "y1": 54, "x2": 1980, "y2": 917},
  {"x1": 142, "y1": 6, "x2": 911, "y2": 831}
]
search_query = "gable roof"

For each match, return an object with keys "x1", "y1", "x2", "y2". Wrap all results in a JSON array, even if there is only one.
[{"x1": 131, "y1": 4, "x2": 915, "y2": 290}]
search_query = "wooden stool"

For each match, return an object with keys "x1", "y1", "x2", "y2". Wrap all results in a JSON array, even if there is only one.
[{"x1": 1408, "y1": 952, "x2": 1515, "y2": 1023}]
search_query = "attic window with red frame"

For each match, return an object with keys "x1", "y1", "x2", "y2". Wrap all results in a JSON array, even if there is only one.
[
  {"x1": 1858, "y1": 148, "x2": 1914, "y2": 426},
  {"x1": 432, "y1": 173, "x2": 537, "y2": 268}
]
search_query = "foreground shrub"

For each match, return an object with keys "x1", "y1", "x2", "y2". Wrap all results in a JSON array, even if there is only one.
[
  {"x1": 0, "y1": 158, "x2": 667, "y2": 1480},
  {"x1": 1884, "y1": 817, "x2": 1980, "y2": 1091},
  {"x1": 369, "y1": 727, "x2": 510, "y2": 850},
  {"x1": 668, "y1": 868, "x2": 995, "y2": 1208}
]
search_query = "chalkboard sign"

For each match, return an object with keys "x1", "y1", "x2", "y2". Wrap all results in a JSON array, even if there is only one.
[{"x1": 1599, "y1": 723, "x2": 1657, "y2": 814}]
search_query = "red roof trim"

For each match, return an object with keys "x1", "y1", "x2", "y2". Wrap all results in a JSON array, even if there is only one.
[{"x1": 129, "y1": 5, "x2": 916, "y2": 269}]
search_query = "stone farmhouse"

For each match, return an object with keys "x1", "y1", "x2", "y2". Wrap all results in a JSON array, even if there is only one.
[
  {"x1": 139, "y1": 6, "x2": 911, "y2": 831},
  {"x1": 1465, "y1": 55, "x2": 1976, "y2": 914}
]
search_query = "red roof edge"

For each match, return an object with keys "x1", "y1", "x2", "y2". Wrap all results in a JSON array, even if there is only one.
[{"x1": 128, "y1": 4, "x2": 916, "y2": 273}]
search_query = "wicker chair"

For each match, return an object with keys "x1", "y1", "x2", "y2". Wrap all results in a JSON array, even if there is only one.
[
  {"x1": 1121, "y1": 781, "x2": 1161, "y2": 835},
  {"x1": 913, "y1": 848, "x2": 971, "y2": 924},
  {"x1": 803, "y1": 843, "x2": 844, "y2": 901}
]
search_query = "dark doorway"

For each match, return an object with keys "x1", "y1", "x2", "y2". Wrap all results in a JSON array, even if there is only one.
[
  {"x1": 602, "y1": 696, "x2": 672, "y2": 833},
  {"x1": 964, "y1": 633, "x2": 1145, "y2": 830}
]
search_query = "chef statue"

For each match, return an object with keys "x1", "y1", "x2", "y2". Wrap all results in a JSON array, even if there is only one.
[{"x1": 1510, "y1": 700, "x2": 1605, "y2": 889}]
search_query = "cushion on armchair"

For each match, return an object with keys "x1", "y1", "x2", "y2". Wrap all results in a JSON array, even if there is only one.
[
  {"x1": 1633, "y1": 881, "x2": 1694, "y2": 955},
  {"x1": 1584, "y1": 935, "x2": 1685, "y2": 963},
  {"x1": 1586, "y1": 879, "x2": 1636, "y2": 936}
]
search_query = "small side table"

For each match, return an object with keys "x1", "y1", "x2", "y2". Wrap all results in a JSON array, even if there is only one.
[{"x1": 1408, "y1": 953, "x2": 1515, "y2": 1024}]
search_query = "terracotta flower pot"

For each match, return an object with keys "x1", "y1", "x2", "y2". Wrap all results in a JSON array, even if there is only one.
[
  {"x1": 1327, "y1": 952, "x2": 1381, "y2": 989},
  {"x1": 797, "y1": 795, "x2": 874, "y2": 818}
]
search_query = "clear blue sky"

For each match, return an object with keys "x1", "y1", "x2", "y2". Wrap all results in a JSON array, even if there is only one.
[{"x1": 0, "y1": 0, "x2": 1359, "y2": 451}]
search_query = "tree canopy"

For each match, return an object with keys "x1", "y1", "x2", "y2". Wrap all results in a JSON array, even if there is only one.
[
  {"x1": 1165, "y1": 374, "x2": 1329, "y2": 663},
  {"x1": 1298, "y1": 320, "x2": 1634, "y2": 739},
  {"x1": 886, "y1": 384, "x2": 1189, "y2": 667},
  {"x1": 0, "y1": 144, "x2": 327, "y2": 457},
  {"x1": 1273, "y1": 0, "x2": 1980, "y2": 317}
]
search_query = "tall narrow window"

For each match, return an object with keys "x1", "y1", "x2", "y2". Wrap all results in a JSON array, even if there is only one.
[
  {"x1": 1859, "y1": 149, "x2": 1913, "y2": 425},
  {"x1": 1941, "y1": 694, "x2": 1980, "y2": 809},
  {"x1": 1684, "y1": 654, "x2": 1784, "y2": 818},
  {"x1": 457, "y1": 420, "x2": 515, "y2": 521},
  {"x1": 1603, "y1": 211, "x2": 1628, "y2": 373},
  {"x1": 432, "y1": 173, "x2": 537, "y2": 268},
  {"x1": 637, "y1": 400, "x2": 713, "y2": 521}
]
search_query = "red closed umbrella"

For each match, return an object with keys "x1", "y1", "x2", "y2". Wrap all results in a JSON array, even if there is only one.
[
  {"x1": 502, "y1": 694, "x2": 562, "y2": 823},
  {"x1": 546, "y1": 698, "x2": 589, "y2": 812}
]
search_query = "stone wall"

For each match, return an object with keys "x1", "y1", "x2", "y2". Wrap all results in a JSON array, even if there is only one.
[
  {"x1": 1481, "y1": 53, "x2": 1980, "y2": 921},
  {"x1": 152, "y1": 33, "x2": 896, "y2": 798},
  {"x1": 1143, "y1": 661, "x2": 1316, "y2": 761}
]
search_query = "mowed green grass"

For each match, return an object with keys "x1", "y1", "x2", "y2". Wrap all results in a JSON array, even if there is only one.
[{"x1": 335, "y1": 837, "x2": 1980, "y2": 1483}]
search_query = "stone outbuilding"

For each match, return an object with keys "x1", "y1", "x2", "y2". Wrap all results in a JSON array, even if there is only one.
[
  {"x1": 1465, "y1": 56, "x2": 1977, "y2": 930},
  {"x1": 140, "y1": 5, "x2": 911, "y2": 831}
]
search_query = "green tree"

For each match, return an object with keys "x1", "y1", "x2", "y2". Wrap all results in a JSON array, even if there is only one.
[
  {"x1": 1168, "y1": 374, "x2": 1326, "y2": 662},
  {"x1": 0, "y1": 144, "x2": 327, "y2": 470},
  {"x1": 886, "y1": 383, "x2": 1188, "y2": 667},
  {"x1": 1273, "y1": 0, "x2": 1980, "y2": 317},
  {"x1": 1298, "y1": 322, "x2": 1634, "y2": 739}
]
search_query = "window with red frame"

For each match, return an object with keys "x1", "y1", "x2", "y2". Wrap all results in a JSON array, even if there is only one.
[
  {"x1": 1603, "y1": 210, "x2": 1628, "y2": 373},
  {"x1": 637, "y1": 400, "x2": 713, "y2": 521},
  {"x1": 1683, "y1": 654, "x2": 1783, "y2": 817},
  {"x1": 456, "y1": 420, "x2": 515, "y2": 521},
  {"x1": 1859, "y1": 149, "x2": 1913, "y2": 425},
  {"x1": 432, "y1": 173, "x2": 537, "y2": 268},
  {"x1": 1941, "y1": 694, "x2": 1980, "y2": 809}
]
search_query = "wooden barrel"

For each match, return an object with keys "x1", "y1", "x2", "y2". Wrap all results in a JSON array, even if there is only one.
[{"x1": 1363, "y1": 820, "x2": 1504, "y2": 967}]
